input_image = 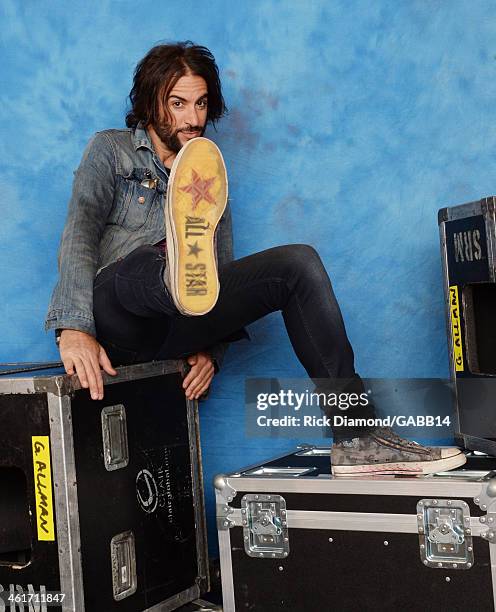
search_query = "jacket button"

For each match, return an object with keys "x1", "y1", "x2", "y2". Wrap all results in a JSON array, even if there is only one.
[{"x1": 138, "y1": 196, "x2": 145, "y2": 204}]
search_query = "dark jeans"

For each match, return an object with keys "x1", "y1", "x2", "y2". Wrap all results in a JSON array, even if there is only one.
[{"x1": 93, "y1": 244, "x2": 375, "y2": 438}]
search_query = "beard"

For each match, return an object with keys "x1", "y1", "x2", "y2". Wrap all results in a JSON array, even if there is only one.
[{"x1": 154, "y1": 121, "x2": 206, "y2": 153}]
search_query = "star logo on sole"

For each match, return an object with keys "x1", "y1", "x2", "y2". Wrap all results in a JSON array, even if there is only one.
[
  {"x1": 180, "y1": 169, "x2": 216, "y2": 209},
  {"x1": 187, "y1": 241, "x2": 203, "y2": 258}
]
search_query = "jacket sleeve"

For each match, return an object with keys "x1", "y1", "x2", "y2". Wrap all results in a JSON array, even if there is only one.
[
  {"x1": 45, "y1": 132, "x2": 116, "y2": 336},
  {"x1": 208, "y1": 199, "x2": 234, "y2": 372}
]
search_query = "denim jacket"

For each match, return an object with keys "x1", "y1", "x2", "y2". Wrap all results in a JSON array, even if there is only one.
[{"x1": 45, "y1": 124, "x2": 236, "y2": 368}]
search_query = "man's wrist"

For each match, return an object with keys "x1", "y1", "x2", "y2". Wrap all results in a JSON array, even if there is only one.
[
  {"x1": 55, "y1": 328, "x2": 92, "y2": 347},
  {"x1": 55, "y1": 329, "x2": 63, "y2": 347}
]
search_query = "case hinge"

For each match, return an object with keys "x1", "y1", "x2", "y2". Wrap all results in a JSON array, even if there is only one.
[
  {"x1": 241, "y1": 494, "x2": 289, "y2": 558},
  {"x1": 417, "y1": 499, "x2": 473, "y2": 569},
  {"x1": 217, "y1": 503, "x2": 235, "y2": 531}
]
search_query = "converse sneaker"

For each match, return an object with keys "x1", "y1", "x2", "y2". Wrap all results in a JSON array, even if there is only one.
[
  {"x1": 165, "y1": 137, "x2": 228, "y2": 315},
  {"x1": 331, "y1": 427, "x2": 466, "y2": 476}
]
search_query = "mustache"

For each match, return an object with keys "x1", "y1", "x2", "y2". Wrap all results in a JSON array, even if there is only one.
[{"x1": 178, "y1": 126, "x2": 203, "y2": 134}]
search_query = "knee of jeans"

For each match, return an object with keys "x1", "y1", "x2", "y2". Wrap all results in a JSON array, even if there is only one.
[
  {"x1": 281, "y1": 244, "x2": 325, "y2": 279},
  {"x1": 118, "y1": 245, "x2": 163, "y2": 279}
]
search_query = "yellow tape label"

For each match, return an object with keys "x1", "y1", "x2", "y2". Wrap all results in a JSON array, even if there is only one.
[
  {"x1": 449, "y1": 285, "x2": 464, "y2": 372},
  {"x1": 32, "y1": 436, "x2": 55, "y2": 541}
]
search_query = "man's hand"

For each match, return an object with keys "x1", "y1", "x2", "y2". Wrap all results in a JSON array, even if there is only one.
[
  {"x1": 59, "y1": 329, "x2": 117, "y2": 400},
  {"x1": 182, "y1": 351, "x2": 215, "y2": 400}
]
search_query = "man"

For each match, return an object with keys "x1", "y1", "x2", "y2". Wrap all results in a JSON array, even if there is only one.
[{"x1": 46, "y1": 41, "x2": 465, "y2": 476}]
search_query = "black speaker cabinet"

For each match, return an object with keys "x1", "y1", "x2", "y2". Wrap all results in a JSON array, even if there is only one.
[{"x1": 439, "y1": 196, "x2": 496, "y2": 454}]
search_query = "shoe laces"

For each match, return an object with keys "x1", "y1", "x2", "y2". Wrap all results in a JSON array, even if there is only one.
[{"x1": 373, "y1": 427, "x2": 424, "y2": 450}]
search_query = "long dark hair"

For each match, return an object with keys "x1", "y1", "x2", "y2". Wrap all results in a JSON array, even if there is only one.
[{"x1": 126, "y1": 41, "x2": 227, "y2": 128}]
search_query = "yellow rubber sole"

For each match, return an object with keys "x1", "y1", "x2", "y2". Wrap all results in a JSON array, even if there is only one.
[{"x1": 166, "y1": 137, "x2": 228, "y2": 315}]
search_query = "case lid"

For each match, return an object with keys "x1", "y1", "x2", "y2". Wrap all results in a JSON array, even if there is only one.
[{"x1": 0, "y1": 360, "x2": 183, "y2": 396}]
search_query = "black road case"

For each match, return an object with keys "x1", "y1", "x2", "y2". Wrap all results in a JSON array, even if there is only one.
[
  {"x1": 177, "y1": 598, "x2": 221, "y2": 611},
  {"x1": 0, "y1": 361, "x2": 208, "y2": 611},
  {"x1": 215, "y1": 446, "x2": 496, "y2": 611},
  {"x1": 438, "y1": 196, "x2": 496, "y2": 454}
]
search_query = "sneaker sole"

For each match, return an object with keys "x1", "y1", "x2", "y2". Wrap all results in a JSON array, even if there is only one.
[
  {"x1": 331, "y1": 450, "x2": 467, "y2": 477},
  {"x1": 166, "y1": 137, "x2": 228, "y2": 316}
]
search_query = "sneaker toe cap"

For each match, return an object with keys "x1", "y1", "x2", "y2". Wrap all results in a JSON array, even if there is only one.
[{"x1": 439, "y1": 446, "x2": 463, "y2": 459}]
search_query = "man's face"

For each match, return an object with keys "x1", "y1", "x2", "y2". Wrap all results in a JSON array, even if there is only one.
[{"x1": 154, "y1": 73, "x2": 208, "y2": 153}]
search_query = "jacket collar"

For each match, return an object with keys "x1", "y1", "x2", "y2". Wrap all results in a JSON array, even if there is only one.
[{"x1": 133, "y1": 121, "x2": 154, "y2": 152}]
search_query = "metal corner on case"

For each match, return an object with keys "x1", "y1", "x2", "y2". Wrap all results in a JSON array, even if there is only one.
[
  {"x1": 474, "y1": 473, "x2": 496, "y2": 511},
  {"x1": 437, "y1": 207, "x2": 449, "y2": 225},
  {"x1": 213, "y1": 474, "x2": 237, "y2": 503},
  {"x1": 34, "y1": 374, "x2": 75, "y2": 397},
  {"x1": 481, "y1": 195, "x2": 496, "y2": 214}
]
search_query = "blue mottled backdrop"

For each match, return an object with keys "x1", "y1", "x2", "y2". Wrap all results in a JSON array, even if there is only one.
[{"x1": 2, "y1": 0, "x2": 496, "y2": 553}]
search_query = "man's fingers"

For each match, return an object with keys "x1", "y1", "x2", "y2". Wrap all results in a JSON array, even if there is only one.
[
  {"x1": 99, "y1": 347, "x2": 117, "y2": 376},
  {"x1": 183, "y1": 366, "x2": 198, "y2": 389},
  {"x1": 58, "y1": 331, "x2": 109, "y2": 400},
  {"x1": 185, "y1": 365, "x2": 209, "y2": 393},
  {"x1": 83, "y1": 357, "x2": 101, "y2": 400},
  {"x1": 73, "y1": 355, "x2": 100, "y2": 400},
  {"x1": 89, "y1": 355, "x2": 105, "y2": 399},
  {"x1": 188, "y1": 377, "x2": 212, "y2": 400},
  {"x1": 195, "y1": 380, "x2": 211, "y2": 399},
  {"x1": 183, "y1": 361, "x2": 214, "y2": 392},
  {"x1": 190, "y1": 359, "x2": 212, "y2": 381},
  {"x1": 183, "y1": 354, "x2": 215, "y2": 397},
  {"x1": 187, "y1": 354, "x2": 198, "y2": 366},
  {"x1": 185, "y1": 368, "x2": 214, "y2": 399},
  {"x1": 73, "y1": 357, "x2": 89, "y2": 389},
  {"x1": 194, "y1": 363, "x2": 214, "y2": 390},
  {"x1": 185, "y1": 373, "x2": 202, "y2": 398},
  {"x1": 62, "y1": 357, "x2": 75, "y2": 376}
]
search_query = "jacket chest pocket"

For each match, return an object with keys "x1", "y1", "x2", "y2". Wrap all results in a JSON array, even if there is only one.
[{"x1": 115, "y1": 168, "x2": 166, "y2": 231}]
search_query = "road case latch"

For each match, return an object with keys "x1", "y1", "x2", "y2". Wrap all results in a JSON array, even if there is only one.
[
  {"x1": 417, "y1": 499, "x2": 473, "y2": 569},
  {"x1": 110, "y1": 531, "x2": 137, "y2": 600},
  {"x1": 241, "y1": 494, "x2": 289, "y2": 558},
  {"x1": 101, "y1": 404, "x2": 129, "y2": 471}
]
